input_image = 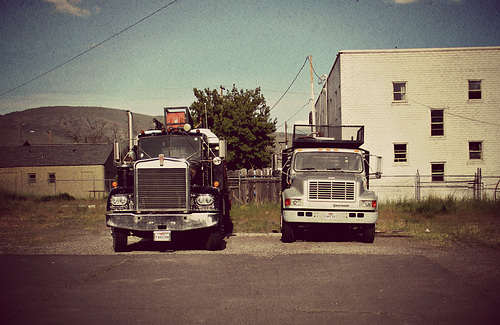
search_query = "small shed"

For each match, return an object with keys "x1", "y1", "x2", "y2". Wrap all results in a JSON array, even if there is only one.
[{"x1": 0, "y1": 143, "x2": 116, "y2": 198}]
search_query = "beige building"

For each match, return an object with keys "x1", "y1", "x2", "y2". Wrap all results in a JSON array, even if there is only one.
[
  {"x1": 316, "y1": 46, "x2": 500, "y2": 200},
  {"x1": 0, "y1": 143, "x2": 116, "y2": 198}
]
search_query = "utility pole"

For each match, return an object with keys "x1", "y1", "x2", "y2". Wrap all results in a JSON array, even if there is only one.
[{"x1": 309, "y1": 55, "x2": 316, "y2": 132}]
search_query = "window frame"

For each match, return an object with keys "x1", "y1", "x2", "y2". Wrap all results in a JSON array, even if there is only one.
[
  {"x1": 392, "y1": 82, "x2": 407, "y2": 102},
  {"x1": 468, "y1": 141, "x2": 483, "y2": 160},
  {"x1": 48, "y1": 173, "x2": 56, "y2": 184},
  {"x1": 393, "y1": 143, "x2": 408, "y2": 163},
  {"x1": 28, "y1": 173, "x2": 37, "y2": 184},
  {"x1": 430, "y1": 109, "x2": 444, "y2": 137},
  {"x1": 431, "y1": 163, "x2": 445, "y2": 182},
  {"x1": 468, "y1": 80, "x2": 482, "y2": 100}
]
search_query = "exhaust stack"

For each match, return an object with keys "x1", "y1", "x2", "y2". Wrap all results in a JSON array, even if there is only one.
[{"x1": 127, "y1": 110, "x2": 134, "y2": 150}]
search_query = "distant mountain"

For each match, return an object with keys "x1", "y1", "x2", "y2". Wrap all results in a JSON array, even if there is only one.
[
  {"x1": 0, "y1": 106, "x2": 160, "y2": 146},
  {"x1": 0, "y1": 106, "x2": 287, "y2": 159}
]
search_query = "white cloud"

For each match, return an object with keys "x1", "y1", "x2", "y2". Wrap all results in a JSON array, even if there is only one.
[
  {"x1": 43, "y1": 0, "x2": 91, "y2": 17},
  {"x1": 387, "y1": 0, "x2": 463, "y2": 3},
  {"x1": 391, "y1": 0, "x2": 420, "y2": 3}
]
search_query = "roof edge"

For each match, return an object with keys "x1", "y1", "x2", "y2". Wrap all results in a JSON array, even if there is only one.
[{"x1": 338, "y1": 46, "x2": 500, "y2": 55}]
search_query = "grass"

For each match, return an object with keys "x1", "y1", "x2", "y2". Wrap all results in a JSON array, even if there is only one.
[
  {"x1": 231, "y1": 202, "x2": 281, "y2": 233},
  {"x1": 0, "y1": 192, "x2": 106, "y2": 246},
  {"x1": 377, "y1": 196, "x2": 500, "y2": 248},
  {"x1": 1, "y1": 191, "x2": 498, "y2": 249}
]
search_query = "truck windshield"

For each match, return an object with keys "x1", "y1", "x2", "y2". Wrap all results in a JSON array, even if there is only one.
[
  {"x1": 138, "y1": 135, "x2": 201, "y2": 160},
  {"x1": 294, "y1": 152, "x2": 363, "y2": 173}
]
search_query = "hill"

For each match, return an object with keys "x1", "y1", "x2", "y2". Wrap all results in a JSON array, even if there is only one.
[
  {"x1": 0, "y1": 106, "x2": 287, "y2": 161},
  {"x1": 0, "y1": 106, "x2": 159, "y2": 146}
]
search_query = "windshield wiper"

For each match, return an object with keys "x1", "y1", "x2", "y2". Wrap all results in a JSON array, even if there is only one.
[{"x1": 185, "y1": 150, "x2": 201, "y2": 161}]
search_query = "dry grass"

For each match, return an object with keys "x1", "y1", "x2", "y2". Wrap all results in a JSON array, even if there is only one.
[
  {"x1": 0, "y1": 192, "x2": 106, "y2": 246},
  {"x1": 231, "y1": 202, "x2": 281, "y2": 233},
  {"x1": 1, "y1": 192, "x2": 499, "y2": 249},
  {"x1": 377, "y1": 197, "x2": 500, "y2": 248}
]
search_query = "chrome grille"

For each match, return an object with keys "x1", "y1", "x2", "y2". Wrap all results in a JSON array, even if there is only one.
[
  {"x1": 309, "y1": 181, "x2": 355, "y2": 201},
  {"x1": 136, "y1": 168, "x2": 188, "y2": 211}
]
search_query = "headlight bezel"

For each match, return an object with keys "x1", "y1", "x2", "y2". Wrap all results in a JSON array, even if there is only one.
[{"x1": 109, "y1": 194, "x2": 133, "y2": 211}]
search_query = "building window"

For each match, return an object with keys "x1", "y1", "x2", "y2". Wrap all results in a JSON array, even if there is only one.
[
  {"x1": 394, "y1": 143, "x2": 408, "y2": 163},
  {"x1": 431, "y1": 163, "x2": 445, "y2": 182},
  {"x1": 28, "y1": 173, "x2": 36, "y2": 184},
  {"x1": 469, "y1": 141, "x2": 483, "y2": 160},
  {"x1": 393, "y1": 82, "x2": 407, "y2": 102},
  {"x1": 48, "y1": 173, "x2": 56, "y2": 184},
  {"x1": 431, "y1": 109, "x2": 444, "y2": 136},
  {"x1": 468, "y1": 80, "x2": 482, "y2": 100}
]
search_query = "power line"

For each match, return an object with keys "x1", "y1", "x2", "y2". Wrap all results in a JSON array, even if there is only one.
[
  {"x1": 269, "y1": 57, "x2": 308, "y2": 112},
  {"x1": 276, "y1": 99, "x2": 311, "y2": 130},
  {"x1": 408, "y1": 99, "x2": 500, "y2": 127},
  {"x1": 307, "y1": 56, "x2": 323, "y2": 81},
  {"x1": 0, "y1": 0, "x2": 180, "y2": 98},
  {"x1": 446, "y1": 111, "x2": 500, "y2": 127}
]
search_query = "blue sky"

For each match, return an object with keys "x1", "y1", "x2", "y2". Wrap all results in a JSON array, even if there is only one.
[{"x1": 1, "y1": 0, "x2": 499, "y2": 131}]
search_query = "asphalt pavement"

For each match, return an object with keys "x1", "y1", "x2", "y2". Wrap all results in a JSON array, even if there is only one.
[{"x1": 0, "y1": 233, "x2": 499, "y2": 324}]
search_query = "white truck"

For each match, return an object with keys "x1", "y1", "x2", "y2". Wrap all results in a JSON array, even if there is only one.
[{"x1": 279, "y1": 125, "x2": 381, "y2": 243}]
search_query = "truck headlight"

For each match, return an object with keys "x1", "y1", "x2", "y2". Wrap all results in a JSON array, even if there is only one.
[
  {"x1": 285, "y1": 198, "x2": 302, "y2": 206},
  {"x1": 196, "y1": 194, "x2": 215, "y2": 205},
  {"x1": 192, "y1": 194, "x2": 216, "y2": 211},
  {"x1": 360, "y1": 200, "x2": 377, "y2": 208},
  {"x1": 109, "y1": 194, "x2": 133, "y2": 211}
]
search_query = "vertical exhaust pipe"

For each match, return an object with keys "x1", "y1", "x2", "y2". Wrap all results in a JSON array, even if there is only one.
[{"x1": 127, "y1": 110, "x2": 134, "y2": 150}]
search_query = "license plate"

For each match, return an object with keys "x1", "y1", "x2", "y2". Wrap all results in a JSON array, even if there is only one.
[
  {"x1": 154, "y1": 230, "x2": 171, "y2": 241},
  {"x1": 325, "y1": 213, "x2": 337, "y2": 219}
]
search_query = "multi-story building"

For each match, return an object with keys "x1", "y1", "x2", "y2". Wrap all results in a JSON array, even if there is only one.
[{"x1": 315, "y1": 46, "x2": 500, "y2": 200}]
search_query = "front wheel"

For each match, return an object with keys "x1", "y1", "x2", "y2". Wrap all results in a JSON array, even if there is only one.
[
  {"x1": 113, "y1": 228, "x2": 128, "y2": 252},
  {"x1": 361, "y1": 225, "x2": 375, "y2": 243},
  {"x1": 281, "y1": 219, "x2": 295, "y2": 243},
  {"x1": 205, "y1": 225, "x2": 223, "y2": 250}
]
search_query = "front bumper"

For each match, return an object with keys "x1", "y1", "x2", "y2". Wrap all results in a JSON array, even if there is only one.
[
  {"x1": 106, "y1": 212, "x2": 219, "y2": 231},
  {"x1": 283, "y1": 209, "x2": 378, "y2": 224}
]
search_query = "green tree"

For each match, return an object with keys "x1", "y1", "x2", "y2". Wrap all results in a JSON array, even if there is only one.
[{"x1": 190, "y1": 86, "x2": 277, "y2": 170}]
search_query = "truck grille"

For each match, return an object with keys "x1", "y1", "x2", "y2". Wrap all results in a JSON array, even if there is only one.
[
  {"x1": 309, "y1": 181, "x2": 355, "y2": 201},
  {"x1": 136, "y1": 168, "x2": 188, "y2": 211}
]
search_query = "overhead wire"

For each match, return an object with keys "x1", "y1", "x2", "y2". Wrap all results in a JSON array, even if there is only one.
[
  {"x1": 269, "y1": 57, "x2": 308, "y2": 112},
  {"x1": 276, "y1": 99, "x2": 312, "y2": 130},
  {"x1": 0, "y1": 0, "x2": 180, "y2": 98},
  {"x1": 408, "y1": 99, "x2": 500, "y2": 127}
]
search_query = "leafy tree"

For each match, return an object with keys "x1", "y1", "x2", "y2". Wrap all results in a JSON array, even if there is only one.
[{"x1": 190, "y1": 86, "x2": 277, "y2": 170}]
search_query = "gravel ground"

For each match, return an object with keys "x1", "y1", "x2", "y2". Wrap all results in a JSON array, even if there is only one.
[{"x1": 2, "y1": 228, "x2": 499, "y2": 293}]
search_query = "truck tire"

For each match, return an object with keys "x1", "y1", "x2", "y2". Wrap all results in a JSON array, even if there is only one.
[
  {"x1": 113, "y1": 228, "x2": 128, "y2": 252},
  {"x1": 362, "y1": 225, "x2": 375, "y2": 243},
  {"x1": 281, "y1": 220, "x2": 295, "y2": 243},
  {"x1": 205, "y1": 226, "x2": 223, "y2": 250}
]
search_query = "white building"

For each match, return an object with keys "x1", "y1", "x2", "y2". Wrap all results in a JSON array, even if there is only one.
[{"x1": 315, "y1": 46, "x2": 500, "y2": 200}]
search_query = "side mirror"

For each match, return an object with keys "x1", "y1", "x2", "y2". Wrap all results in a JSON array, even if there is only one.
[
  {"x1": 375, "y1": 156, "x2": 382, "y2": 179},
  {"x1": 219, "y1": 140, "x2": 227, "y2": 158}
]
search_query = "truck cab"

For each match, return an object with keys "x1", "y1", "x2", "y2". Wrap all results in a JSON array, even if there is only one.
[
  {"x1": 280, "y1": 125, "x2": 380, "y2": 243},
  {"x1": 106, "y1": 107, "x2": 231, "y2": 252}
]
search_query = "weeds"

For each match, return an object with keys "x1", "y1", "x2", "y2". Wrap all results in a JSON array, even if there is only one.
[
  {"x1": 231, "y1": 202, "x2": 281, "y2": 233},
  {"x1": 0, "y1": 192, "x2": 106, "y2": 246},
  {"x1": 378, "y1": 196, "x2": 500, "y2": 248},
  {"x1": 1, "y1": 191, "x2": 498, "y2": 249}
]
